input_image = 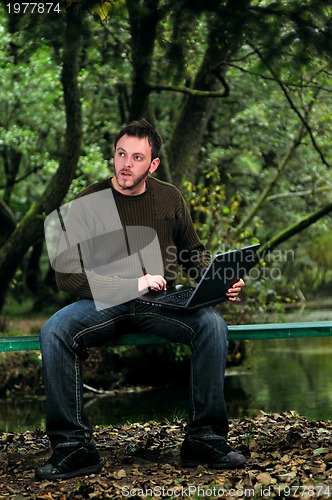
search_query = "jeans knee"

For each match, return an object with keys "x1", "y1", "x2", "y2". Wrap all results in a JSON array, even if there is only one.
[
  {"x1": 194, "y1": 309, "x2": 228, "y2": 347},
  {"x1": 210, "y1": 319, "x2": 228, "y2": 349},
  {"x1": 40, "y1": 316, "x2": 55, "y2": 345},
  {"x1": 204, "y1": 309, "x2": 227, "y2": 333},
  {"x1": 39, "y1": 310, "x2": 74, "y2": 352}
]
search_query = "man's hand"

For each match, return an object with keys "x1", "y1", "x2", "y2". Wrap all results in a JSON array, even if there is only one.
[
  {"x1": 138, "y1": 274, "x2": 167, "y2": 293},
  {"x1": 226, "y1": 279, "x2": 245, "y2": 302}
]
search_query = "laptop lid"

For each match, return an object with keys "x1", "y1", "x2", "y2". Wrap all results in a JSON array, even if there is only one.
[
  {"x1": 138, "y1": 243, "x2": 260, "y2": 311},
  {"x1": 186, "y1": 243, "x2": 260, "y2": 309}
]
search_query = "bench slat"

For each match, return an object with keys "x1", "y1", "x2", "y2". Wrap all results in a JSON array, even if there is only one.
[{"x1": 1, "y1": 321, "x2": 332, "y2": 352}]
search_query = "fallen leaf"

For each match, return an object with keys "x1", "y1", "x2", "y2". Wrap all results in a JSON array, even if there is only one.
[
  {"x1": 256, "y1": 472, "x2": 277, "y2": 485},
  {"x1": 114, "y1": 468, "x2": 127, "y2": 479}
]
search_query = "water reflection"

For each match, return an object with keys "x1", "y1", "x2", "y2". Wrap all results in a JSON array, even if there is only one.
[
  {"x1": 227, "y1": 336, "x2": 332, "y2": 421},
  {"x1": 0, "y1": 399, "x2": 46, "y2": 433},
  {"x1": 1, "y1": 337, "x2": 332, "y2": 433}
]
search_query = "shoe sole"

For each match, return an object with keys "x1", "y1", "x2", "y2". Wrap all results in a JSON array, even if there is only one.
[
  {"x1": 35, "y1": 462, "x2": 102, "y2": 481},
  {"x1": 181, "y1": 459, "x2": 246, "y2": 469}
]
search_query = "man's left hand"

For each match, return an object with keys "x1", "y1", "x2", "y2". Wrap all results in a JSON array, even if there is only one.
[{"x1": 226, "y1": 279, "x2": 245, "y2": 302}]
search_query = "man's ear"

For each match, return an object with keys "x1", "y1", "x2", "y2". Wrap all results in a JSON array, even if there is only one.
[{"x1": 149, "y1": 157, "x2": 160, "y2": 174}]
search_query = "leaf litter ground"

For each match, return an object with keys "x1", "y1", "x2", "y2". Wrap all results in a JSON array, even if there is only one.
[{"x1": 1, "y1": 411, "x2": 332, "y2": 499}]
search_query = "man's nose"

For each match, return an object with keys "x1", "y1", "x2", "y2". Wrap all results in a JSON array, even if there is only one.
[{"x1": 124, "y1": 157, "x2": 133, "y2": 168}]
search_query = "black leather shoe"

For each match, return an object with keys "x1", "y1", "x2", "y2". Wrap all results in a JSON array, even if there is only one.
[
  {"x1": 35, "y1": 442, "x2": 102, "y2": 480},
  {"x1": 180, "y1": 434, "x2": 246, "y2": 469}
]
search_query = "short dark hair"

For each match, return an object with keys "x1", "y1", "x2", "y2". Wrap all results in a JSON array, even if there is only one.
[{"x1": 114, "y1": 119, "x2": 162, "y2": 160}]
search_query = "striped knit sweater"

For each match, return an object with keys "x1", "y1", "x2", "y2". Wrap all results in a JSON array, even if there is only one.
[{"x1": 55, "y1": 176, "x2": 210, "y2": 302}]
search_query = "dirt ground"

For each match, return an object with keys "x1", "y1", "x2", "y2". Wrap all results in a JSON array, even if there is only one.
[
  {"x1": 2, "y1": 318, "x2": 332, "y2": 498},
  {"x1": 1, "y1": 411, "x2": 332, "y2": 499}
]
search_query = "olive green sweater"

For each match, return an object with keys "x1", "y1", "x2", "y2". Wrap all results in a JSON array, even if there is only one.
[{"x1": 55, "y1": 176, "x2": 210, "y2": 301}]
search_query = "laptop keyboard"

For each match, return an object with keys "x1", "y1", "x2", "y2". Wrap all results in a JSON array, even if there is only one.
[{"x1": 154, "y1": 289, "x2": 194, "y2": 305}]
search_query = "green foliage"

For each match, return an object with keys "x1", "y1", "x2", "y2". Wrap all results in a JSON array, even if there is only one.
[
  {"x1": 89, "y1": 0, "x2": 125, "y2": 21},
  {"x1": 182, "y1": 166, "x2": 261, "y2": 251},
  {"x1": 308, "y1": 233, "x2": 332, "y2": 270},
  {"x1": 183, "y1": 167, "x2": 235, "y2": 251},
  {"x1": 1, "y1": 0, "x2": 332, "y2": 313},
  {"x1": 0, "y1": 25, "x2": 65, "y2": 214}
]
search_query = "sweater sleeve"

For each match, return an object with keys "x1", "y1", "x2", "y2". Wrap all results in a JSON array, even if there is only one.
[{"x1": 55, "y1": 240, "x2": 141, "y2": 307}]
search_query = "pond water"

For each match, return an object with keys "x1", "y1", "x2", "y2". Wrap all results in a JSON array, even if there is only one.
[
  {"x1": 226, "y1": 336, "x2": 332, "y2": 421},
  {"x1": 1, "y1": 308, "x2": 332, "y2": 433}
]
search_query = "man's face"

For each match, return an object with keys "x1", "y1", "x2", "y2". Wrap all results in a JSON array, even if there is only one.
[{"x1": 112, "y1": 135, "x2": 160, "y2": 195}]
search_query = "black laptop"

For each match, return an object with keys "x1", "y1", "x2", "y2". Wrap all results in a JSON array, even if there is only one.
[{"x1": 137, "y1": 244, "x2": 260, "y2": 311}]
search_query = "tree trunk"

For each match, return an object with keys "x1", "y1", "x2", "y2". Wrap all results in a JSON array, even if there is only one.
[
  {"x1": 167, "y1": 0, "x2": 249, "y2": 185},
  {"x1": 25, "y1": 240, "x2": 44, "y2": 293},
  {"x1": 126, "y1": 0, "x2": 160, "y2": 120},
  {"x1": 0, "y1": 200, "x2": 16, "y2": 246},
  {"x1": 125, "y1": 0, "x2": 173, "y2": 182},
  {"x1": 0, "y1": 5, "x2": 83, "y2": 312}
]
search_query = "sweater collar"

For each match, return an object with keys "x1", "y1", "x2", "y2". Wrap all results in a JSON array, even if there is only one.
[{"x1": 109, "y1": 176, "x2": 150, "y2": 199}]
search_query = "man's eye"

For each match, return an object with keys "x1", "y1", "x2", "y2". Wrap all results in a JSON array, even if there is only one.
[{"x1": 134, "y1": 155, "x2": 143, "y2": 161}]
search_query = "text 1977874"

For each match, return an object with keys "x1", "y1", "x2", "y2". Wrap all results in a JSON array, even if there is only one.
[{"x1": 6, "y1": 3, "x2": 60, "y2": 14}]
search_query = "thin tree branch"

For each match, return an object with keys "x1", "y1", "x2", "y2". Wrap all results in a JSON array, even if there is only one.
[
  {"x1": 0, "y1": 165, "x2": 43, "y2": 190},
  {"x1": 234, "y1": 120, "x2": 308, "y2": 237},
  {"x1": 251, "y1": 43, "x2": 330, "y2": 169},
  {"x1": 267, "y1": 185, "x2": 329, "y2": 202},
  {"x1": 227, "y1": 61, "x2": 332, "y2": 93},
  {"x1": 147, "y1": 83, "x2": 228, "y2": 98},
  {"x1": 260, "y1": 202, "x2": 332, "y2": 254}
]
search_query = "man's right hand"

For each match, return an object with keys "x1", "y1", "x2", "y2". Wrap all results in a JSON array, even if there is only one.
[{"x1": 138, "y1": 274, "x2": 167, "y2": 293}]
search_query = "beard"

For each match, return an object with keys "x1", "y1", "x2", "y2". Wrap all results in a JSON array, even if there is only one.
[{"x1": 115, "y1": 165, "x2": 151, "y2": 192}]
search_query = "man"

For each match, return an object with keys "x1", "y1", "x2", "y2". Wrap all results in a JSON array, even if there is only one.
[{"x1": 36, "y1": 119, "x2": 246, "y2": 481}]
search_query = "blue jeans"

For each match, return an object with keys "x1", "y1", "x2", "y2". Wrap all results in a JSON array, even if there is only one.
[{"x1": 39, "y1": 299, "x2": 229, "y2": 448}]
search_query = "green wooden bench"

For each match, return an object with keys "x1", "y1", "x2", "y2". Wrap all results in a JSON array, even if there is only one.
[{"x1": 1, "y1": 321, "x2": 332, "y2": 352}]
